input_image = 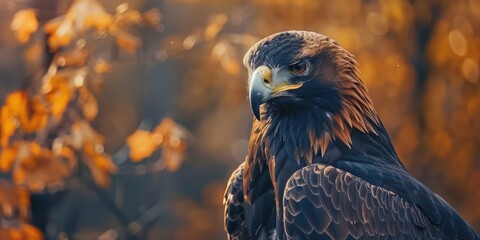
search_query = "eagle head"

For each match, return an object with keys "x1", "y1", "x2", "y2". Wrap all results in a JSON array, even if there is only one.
[{"x1": 244, "y1": 31, "x2": 380, "y2": 154}]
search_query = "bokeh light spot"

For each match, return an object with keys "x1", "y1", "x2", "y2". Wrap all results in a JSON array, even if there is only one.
[
  {"x1": 462, "y1": 58, "x2": 479, "y2": 83},
  {"x1": 366, "y1": 12, "x2": 389, "y2": 35},
  {"x1": 448, "y1": 30, "x2": 467, "y2": 56}
]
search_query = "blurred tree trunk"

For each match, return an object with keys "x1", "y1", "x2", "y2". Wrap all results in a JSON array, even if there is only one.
[{"x1": 409, "y1": 0, "x2": 445, "y2": 131}]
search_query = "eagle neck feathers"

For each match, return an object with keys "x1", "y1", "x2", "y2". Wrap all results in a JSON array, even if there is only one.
[{"x1": 243, "y1": 37, "x2": 384, "y2": 202}]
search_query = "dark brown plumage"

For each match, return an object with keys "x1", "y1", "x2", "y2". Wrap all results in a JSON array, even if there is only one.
[{"x1": 224, "y1": 31, "x2": 479, "y2": 240}]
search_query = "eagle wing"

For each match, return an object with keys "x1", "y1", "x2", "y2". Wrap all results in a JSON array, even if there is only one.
[
  {"x1": 283, "y1": 163, "x2": 480, "y2": 239},
  {"x1": 224, "y1": 162, "x2": 276, "y2": 240},
  {"x1": 224, "y1": 163, "x2": 246, "y2": 240}
]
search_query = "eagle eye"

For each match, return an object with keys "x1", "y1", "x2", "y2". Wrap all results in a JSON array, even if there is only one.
[{"x1": 288, "y1": 61, "x2": 308, "y2": 76}]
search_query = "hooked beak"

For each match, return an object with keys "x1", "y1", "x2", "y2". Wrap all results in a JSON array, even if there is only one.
[{"x1": 248, "y1": 66, "x2": 303, "y2": 120}]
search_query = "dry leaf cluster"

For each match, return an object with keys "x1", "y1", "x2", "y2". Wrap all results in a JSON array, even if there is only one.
[
  {"x1": 0, "y1": 182, "x2": 42, "y2": 240},
  {"x1": 1, "y1": 0, "x2": 187, "y2": 238},
  {"x1": 126, "y1": 118, "x2": 190, "y2": 171}
]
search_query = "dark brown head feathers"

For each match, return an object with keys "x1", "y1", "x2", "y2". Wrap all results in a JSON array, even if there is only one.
[{"x1": 243, "y1": 31, "x2": 380, "y2": 202}]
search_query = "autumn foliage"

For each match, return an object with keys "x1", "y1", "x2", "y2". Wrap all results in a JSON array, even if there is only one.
[{"x1": 0, "y1": 1, "x2": 188, "y2": 239}]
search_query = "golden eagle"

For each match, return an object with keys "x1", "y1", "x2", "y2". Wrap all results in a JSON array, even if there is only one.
[{"x1": 223, "y1": 31, "x2": 479, "y2": 239}]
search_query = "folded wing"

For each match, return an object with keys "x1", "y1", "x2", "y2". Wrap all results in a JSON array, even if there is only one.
[{"x1": 283, "y1": 164, "x2": 479, "y2": 239}]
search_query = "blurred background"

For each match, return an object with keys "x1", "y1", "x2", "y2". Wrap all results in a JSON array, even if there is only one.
[{"x1": 0, "y1": 0, "x2": 479, "y2": 239}]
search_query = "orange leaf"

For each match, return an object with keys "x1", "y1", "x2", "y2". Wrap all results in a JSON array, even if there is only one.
[
  {"x1": 85, "y1": 14, "x2": 113, "y2": 31},
  {"x1": 115, "y1": 9, "x2": 142, "y2": 27},
  {"x1": 70, "y1": 120, "x2": 103, "y2": 149},
  {"x1": 53, "y1": 143, "x2": 77, "y2": 170},
  {"x1": 44, "y1": 9, "x2": 75, "y2": 51},
  {"x1": 155, "y1": 117, "x2": 191, "y2": 142},
  {"x1": 142, "y1": 8, "x2": 161, "y2": 27},
  {"x1": 153, "y1": 117, "x2": 174, "y2": 136},
  {"x1": 211, "y1": 41, "x2": 240, "y2": 75},
  {"x1": 83, "y1": 142, "x2": 116, "y2": 187},
  {"x1": 95, "y1": 153, "x2": 117, "y2": 173},
  {"x1": 84, "y1": 143, "x2": 116, "y2": 172},
  {"x1": 45, "y1": 0, "x2": 111, "y2": 50},
  {"x1": 1, "y1": 91, "x2": 49, "y2": 145},
  {"x1": 20, "y1": 223, "x2": 44, "y2": 240},
  {"x1": 115, "y1": 31, "x2": 141, "y2": 53},
  {"x1": 0, "y1": 103, "x2": 19, "y2": 147},
  {"x1": 204, "y1": 14, "x2": 227, "y2": 40},
  {"x1": 0, "y1": 145, "x2": 18, "y2": 172},
  {"x1": 87, "y1": 165, "x2": 110, "y2": 187},
  {"x1": 24, "y1": 42, "x2": 43, "y2": 62},
  {"x1": 78, "y1": 87, "x2": 98, "y2": 121},
  {"x1": 11, "y1": 9, "x2": 38, "y2": 44},
  {"x1": 56, "y1": 49, "x2": 89, "y2": 67},
  {"x1": 21, "y1": 97, "x2": 48, "y2": 133},
  {"x1": 46, "y1": 80, "x2": 72, "y2": 119},
  {"x1": 94, "y1": 58, "x2": 111, "y2": 74},
  {"x1": 4, "y1": 91, "x2": 28, "y2": 120},
  {"x1": 126, "y1": 130, "x2": 160, "y2": 162},
  {"x1": 163, "y1": 147, "x2": 186, "y2": 172},
  {"x1": 162, "y1": 133, "x2": 187, "y2": 172},
  {"x1": 47, "y1": 24, "x2": 75, "y2": 51},
  {"x1": 43, "y1": 16, "x2": 65, "y2": 34},
  {"x1": 153, "y1": 118, "x2": 190, "y2": 171},
  {"x1": 0, "y1": 91, "x2": 39, "y2": 145},
  {"x1": 70, "y1": 0, "x2": 111, "y2": 32},
  {"x1": 11, "y1": 141, "x2": 74, "y2": 192},
  {"x1": 0, "y1": 223, "x2": 43, "y2": 240},
  {"x1": 0, "y1": 181, "x2": 30, "y2": 220}
]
